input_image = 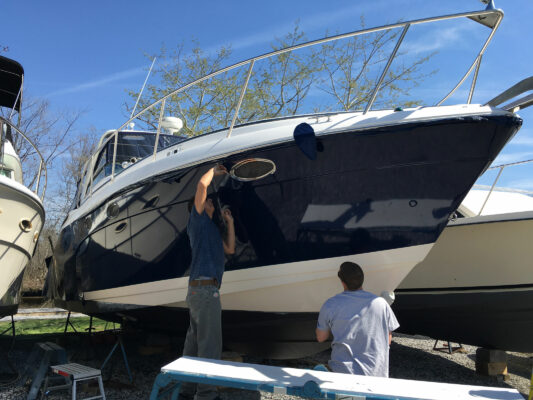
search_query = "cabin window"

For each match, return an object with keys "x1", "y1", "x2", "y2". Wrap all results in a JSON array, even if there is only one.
[
  {"x1": 87, "y1": 131, "x2": 184, "y2": 193},
  {"x1": 92, "y1": 143, "x2": 111, "y2": 185},
  {"x1": 0, "y1": 167, "x2": 13, "y2": 179}
]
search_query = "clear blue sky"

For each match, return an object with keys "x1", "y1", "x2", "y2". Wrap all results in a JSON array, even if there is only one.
[{"x1": 4, "y1": 0, "x2": 533, "y2": 193}]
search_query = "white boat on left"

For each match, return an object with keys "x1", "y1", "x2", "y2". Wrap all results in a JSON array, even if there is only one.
[{"x1": 0, "y1": 55, "x2": 46, "y2": 318}]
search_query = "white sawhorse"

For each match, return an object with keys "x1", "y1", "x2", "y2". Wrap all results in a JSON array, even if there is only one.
[{"x1": 150, "y1": 356, "x2": 523, "y2": 400}]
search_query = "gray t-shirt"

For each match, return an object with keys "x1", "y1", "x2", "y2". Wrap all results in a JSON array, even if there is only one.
[{"x1": 317, "y1": 289, "x2": 399, "y2": 377}]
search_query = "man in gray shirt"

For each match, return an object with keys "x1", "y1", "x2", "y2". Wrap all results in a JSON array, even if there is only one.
[{"x1": 316, "y1": 262, "x2": 399, "y2": 377}]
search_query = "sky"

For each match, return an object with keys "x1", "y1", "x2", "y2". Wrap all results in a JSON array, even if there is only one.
[{"x1": 3, "y1": 0, "x2": 533, "y2": 200}]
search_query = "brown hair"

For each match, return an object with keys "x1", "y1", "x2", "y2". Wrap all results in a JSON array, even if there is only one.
[{"x1": 337, "y1": 262, "x2": 364, "y2": 291}]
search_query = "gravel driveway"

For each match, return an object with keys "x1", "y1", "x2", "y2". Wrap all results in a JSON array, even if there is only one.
[{"x1": 0, "y1": 332, "x2": 530, "y2": 399}]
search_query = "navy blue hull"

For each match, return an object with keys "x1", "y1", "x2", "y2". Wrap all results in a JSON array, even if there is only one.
[
  {"x1": 393, "y1": 286, "x2": 533, "y2": 352},
  {"x1": 48, "y1": 114, "x2": 521, "y2": 326}
]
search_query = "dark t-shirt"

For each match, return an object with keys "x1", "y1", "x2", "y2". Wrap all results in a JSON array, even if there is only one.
[{"x1": 187, "y1": 207, "x2": 225, "y2": 284}]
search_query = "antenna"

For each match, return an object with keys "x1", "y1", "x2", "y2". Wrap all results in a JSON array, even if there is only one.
[
  {"x1": 480, "y1": 0, "x2": 495, "y2": 10},
  {"x1": 130, "y1": 57, "x2": 156, "y2": 119}
]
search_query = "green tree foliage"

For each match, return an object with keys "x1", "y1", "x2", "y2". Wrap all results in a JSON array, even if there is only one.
[{"x1": 127, "y1": 22, "x2": 435, "y2": 137}]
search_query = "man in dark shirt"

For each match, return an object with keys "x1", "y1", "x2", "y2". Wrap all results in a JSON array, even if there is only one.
[{"x1": 182, "y1": 165, "x2": 235, "y2": 400}]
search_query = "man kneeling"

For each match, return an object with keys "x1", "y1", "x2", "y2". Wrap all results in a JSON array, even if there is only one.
[{"x1": 316, "y1": 261, "x2": 399, "y2": 377}]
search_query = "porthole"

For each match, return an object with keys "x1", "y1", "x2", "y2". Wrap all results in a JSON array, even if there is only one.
[
  {"x1": 142, "y1": 195, "x2": 160, "y2": 209},
  {"x1": 115, "y1": 221, "x2": 128, "y2": 233},
  {"x1": 230, "y1": 158, "x2": 276, "y2": 182},
  {"x1": 107, "y1": 203, "x2": 120, "y2": 219},
  {"x1": 19, "y1": 219, "x2": 32, "y2": 232}
]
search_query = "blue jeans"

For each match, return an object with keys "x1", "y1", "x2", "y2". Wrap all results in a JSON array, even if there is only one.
[{"x1": 181, "y1": 285, "x2": 222, "y2": 400}]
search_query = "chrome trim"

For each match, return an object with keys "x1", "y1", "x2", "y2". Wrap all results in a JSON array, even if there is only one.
[
  {"x1": 364, "y1": 24, "x2": 410, "y2": 114},
  {"x1": 478, "y1": 159, "x2": 533, "y2": 216},
  {"x1": 3, "y1": 121, "x2": 48, "y2": 201},
  {"x1": 228, "y1": 59, "x2": 255, "y2": 138},
  {"x1": 467, "y1": 55, "x2": 482, "y2": 104}
]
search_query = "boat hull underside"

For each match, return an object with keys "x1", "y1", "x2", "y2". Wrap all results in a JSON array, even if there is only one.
[
  {"x1": 393, "y1": 288, "x2": 533, "y2": 352},
  {"x1": 49, "y1": 114, "x2": 521, "y2": 340},
  {"x1": 0, "y1": 271, "x2": 24, "y2": 318}
]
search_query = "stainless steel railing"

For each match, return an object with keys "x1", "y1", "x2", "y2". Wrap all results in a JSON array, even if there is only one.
[
  {"x1": 477, "y1": 159, "x2": 533, "y2": 215},
  {"x1": 84, "y1": 6, "x2": 504, "y2": 196},
  {"x1": 1, "y1": 120, "x2": 48, "y2": 201}
]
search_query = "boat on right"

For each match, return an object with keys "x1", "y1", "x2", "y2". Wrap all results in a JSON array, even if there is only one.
[{"x1": 393, "y1": 159, "x2": 533, "y2": 352}]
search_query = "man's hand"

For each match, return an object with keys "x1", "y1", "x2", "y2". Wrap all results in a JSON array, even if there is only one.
[
  {"x1": 316, "y1": 328, "x2": 331, "y2": 343},
  {"x1": 213, "y1": 164, "x2": 228, "y2": 177},
  {"x1": 222, "y1": 208, "x2": 234, "y2": 224}
]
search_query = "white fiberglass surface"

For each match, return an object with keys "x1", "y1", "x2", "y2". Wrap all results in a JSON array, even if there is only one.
[
  {"x1": 82, "y1": 244, "x2": 432, "y2": 312},
  {"x1": 461, "y1": 189, "x2": 533, "y2": 216}
]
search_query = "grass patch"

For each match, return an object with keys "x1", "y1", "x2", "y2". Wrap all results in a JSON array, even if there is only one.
[{"x1": 0, "y1": 317, "x2": 114, "y2": 337}]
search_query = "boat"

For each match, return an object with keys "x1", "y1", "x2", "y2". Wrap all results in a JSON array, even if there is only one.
[
  {"x1": 0, "y1": 56, "x2": 46, "y2": 319},
  {"x1": 46, "y1": 4, "x2": 529, "y2": 356},
  {"x1": 393, "y1": 159, "x2": 533, "y2": 352}
]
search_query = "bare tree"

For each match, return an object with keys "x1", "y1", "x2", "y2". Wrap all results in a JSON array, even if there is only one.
[
  {"x1": 315, "y1": 18, "x2": 436, "y2": 111},
  {"x1": 22, "y1": 128, "x2": 97, "y2": 293},
  {"x1": 1, "y1": 97, "x2": 82, "y2": 191},
  {"x1": 47, "y1": 128, "x2": 98, "y2": 227}
]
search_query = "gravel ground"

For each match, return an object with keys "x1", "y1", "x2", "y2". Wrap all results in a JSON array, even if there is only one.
[{"x1": 0, "y1": 332, "x2": 531, "y2": 399}]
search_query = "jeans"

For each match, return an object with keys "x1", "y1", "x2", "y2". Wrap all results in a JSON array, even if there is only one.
[{"x1": 181, "y1": 285, "x2": 222, "y2": 400}]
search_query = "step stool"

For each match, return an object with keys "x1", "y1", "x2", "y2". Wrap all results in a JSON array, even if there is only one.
[
  {"x1": 42, "y1": 363, "x2": 106, "y2": 400},
  {"x1": 21, "y1": 342, "x2": 68, "y2": 400}
]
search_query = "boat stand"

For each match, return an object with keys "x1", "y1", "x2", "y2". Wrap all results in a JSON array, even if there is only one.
[
  {"x1": 0, "y1": 315, "x2": 17, "y2": 381},
  {"x1": 433, "y1": 339, "x2": 465, "y2": 354},
  {"x1": 63, "y1": 312, "x2": 78, "y2": 333},
  {"x1": 100, "y1": 331, "x2": 133, "y2": 384}
]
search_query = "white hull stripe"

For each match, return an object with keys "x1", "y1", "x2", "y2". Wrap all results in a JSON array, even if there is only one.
[{"x1": 83, "y1": 244, "x2": 433, "y2": 312}]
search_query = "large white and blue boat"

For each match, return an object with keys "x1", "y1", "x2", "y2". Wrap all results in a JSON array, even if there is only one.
[
  {"x1": 0, "y1": 56, "x2": 46, "y2": 319},
  {"x1": 46, "y1": 4, "x2": 529, "y2": 355}
]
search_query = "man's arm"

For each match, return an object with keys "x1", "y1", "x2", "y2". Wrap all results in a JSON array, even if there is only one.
[
  {"x1": 222, "y1": 209, "x2": 235, "y2": 254},
  {"x1": 316, "y1": 327, "x2": 331, "y2": 343},
  {"x1": 389, "y1": 332, "x2": 392, "y2": 345},
  {"x1": 194, "y1": 165, "x2": 226, "y2": 214}
]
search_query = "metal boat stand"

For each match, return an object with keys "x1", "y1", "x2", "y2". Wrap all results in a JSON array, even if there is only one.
[
  {"x1": 0, "y1": 315, "x2": 17, "y2": 380},
  {"x1": 63, "y1": 312, "x2": 78, "y2": 333},
  {"x1": 63, "y1": 312, "x2": 95, "y2": 334},
  {"x1": 433, "y1": 339, "x2": 465, "y2": 354},
  {"x1": 100, "y1": 331, "x2": 133, "y2": 384}
]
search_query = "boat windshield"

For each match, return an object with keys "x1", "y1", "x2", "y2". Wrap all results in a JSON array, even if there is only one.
[{"x1": 91, "y1": 131, "x2": 183, "y2": 186}]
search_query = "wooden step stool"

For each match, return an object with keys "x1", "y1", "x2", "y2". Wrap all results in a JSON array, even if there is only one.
[{"x1": 42, "y1": 363, "x2": 106, "y2": 400}]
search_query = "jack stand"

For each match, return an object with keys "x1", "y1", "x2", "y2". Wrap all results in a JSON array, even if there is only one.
[
  {"x1": 63, "y1": 311, "x2": 78, "y2": 333},
  {"x1": 86, "y1": 316, "x2": 94, "y2": 333},
  {"x1": 0, "y1": 314, "x2": 15, "y2": 337},
  {"x1": 100, "y1": 332, "x2": 133, "y2": 384},
  {"x1": 433, "y1": 339, "x2": 465, "y2": 354},
  {"x1": 527, "y1": 368, "x2": 533, "y2": 400},
  {"x1": 0, "y1": 315, "x2": 17, "y2": 380}
]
